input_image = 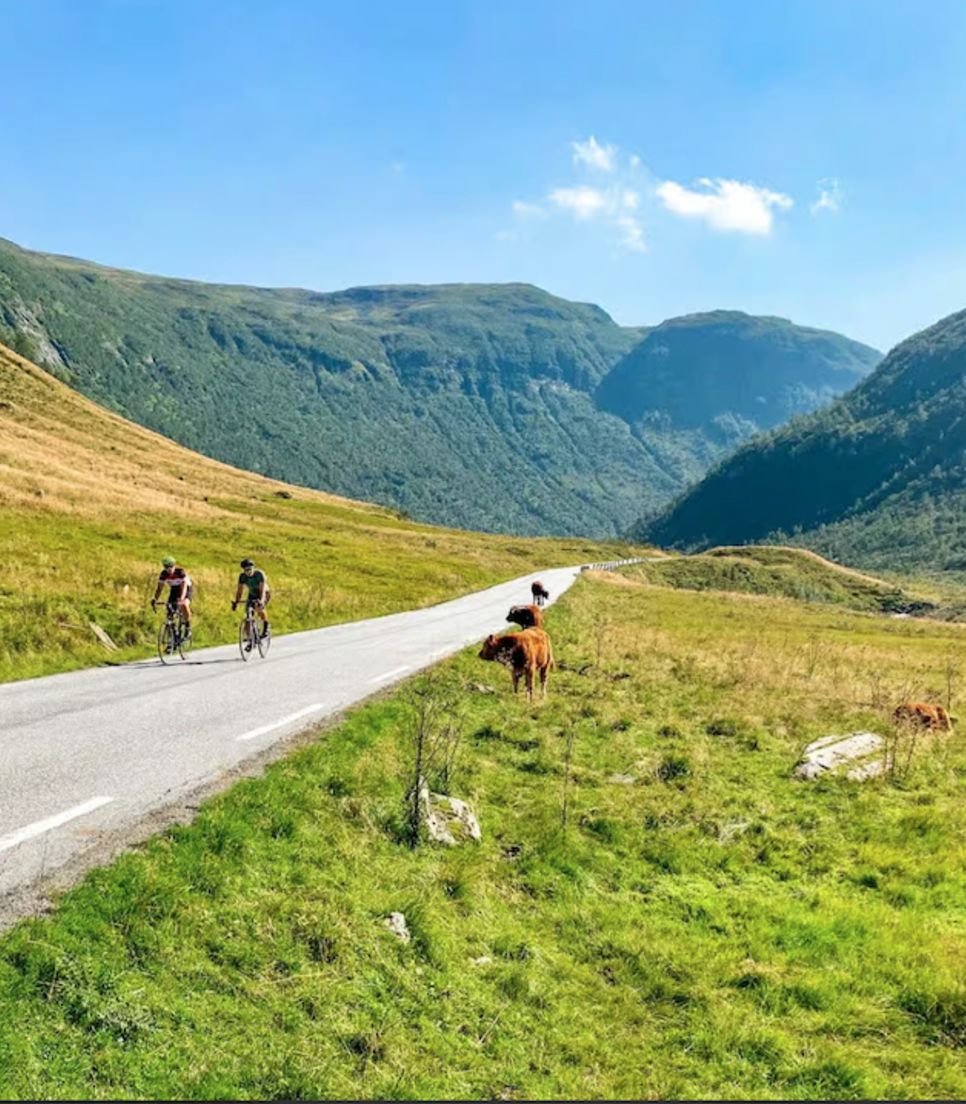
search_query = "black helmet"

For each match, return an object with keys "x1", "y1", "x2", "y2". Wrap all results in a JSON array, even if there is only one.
[{"x1": 240, "y1": 558, "x2": 254, "y2": 568}]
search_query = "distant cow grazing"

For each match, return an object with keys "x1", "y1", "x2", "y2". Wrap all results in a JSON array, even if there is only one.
[
  {"x1": 479, "y1": 627, "x2": 554, "y2": 701},
  {"x1": 531, "y1": 580, "x2": 550, "y2": 607},
  {"x1": 507, "y1": 603, "x2": 543, "y2": 629},
  {"x1": 892, "y1": 702, "x2": 954, "y2": 732}
]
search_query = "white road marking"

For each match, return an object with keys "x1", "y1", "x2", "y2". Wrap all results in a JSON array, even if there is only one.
[
  {"x1": 235, "y1": 704, "x2": 324, "y2": 743},
  {"x1": 0, "y1": 796, "x2": 114, "y2": 854},
  {"x1": 368, "y1": 664, "x2": 410, "y2": 685}
]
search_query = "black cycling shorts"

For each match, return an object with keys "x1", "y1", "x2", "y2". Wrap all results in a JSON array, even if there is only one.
[{"x1": 246, "y1": 593, "x2": 271, "y2": 609}]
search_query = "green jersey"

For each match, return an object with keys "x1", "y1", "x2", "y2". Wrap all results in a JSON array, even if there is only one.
[{"x1": 239, "y1": 569, "x2": 268, "y2": 599}]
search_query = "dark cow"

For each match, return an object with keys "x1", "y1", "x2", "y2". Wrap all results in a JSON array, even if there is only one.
[
  {"x1": 531, "y1": 580, "x2": 550, "y2": 607},
  {"x1": 479, "y1": 627, "x2": 554, "y2": 701},
  {"x1": 507, "y1": 603, "x2": 543, "y2": 629}
]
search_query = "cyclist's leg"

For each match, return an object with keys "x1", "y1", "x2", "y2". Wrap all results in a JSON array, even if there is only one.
[
  {"x1": 166, "y1": 597, "x2": 180, "y2": 646},
  {"x1": 258, "y1": 594, "x2": 271, "y2": 632},
  {"x1": 180, "y1": 596, "x2": 192, "y2": 628}
]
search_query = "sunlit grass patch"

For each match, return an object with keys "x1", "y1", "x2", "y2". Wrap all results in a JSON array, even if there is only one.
[{"x1": 1, "y1": 574, "x2": 966, "y2": 1097}]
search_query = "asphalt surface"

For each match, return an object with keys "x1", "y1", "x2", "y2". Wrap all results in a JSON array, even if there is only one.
[{"x1": 0, "y1": 562, "x2": 639, "y2": 907}]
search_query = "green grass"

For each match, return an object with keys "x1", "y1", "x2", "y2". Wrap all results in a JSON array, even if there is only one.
[
  {"x1": 0, "y1": 344, "x2": 643, "y2": 683},
  {"x1": 625, "y1": 544, "x2": 939, "y2": 614},
  {"x1": 2, "y1": 571, "x2": 966, "y2": 1098}
]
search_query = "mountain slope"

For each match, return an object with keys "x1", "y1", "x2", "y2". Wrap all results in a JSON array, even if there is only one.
[
  {"x1": 642, "y1": 307, "x2": 966, "y2": 573},
  {"x1": 0, "y1": 237, "x2": 877, "y2": 536},
  {"x1": 0, "y1": 339, "x2": 639, "y2": 682}
]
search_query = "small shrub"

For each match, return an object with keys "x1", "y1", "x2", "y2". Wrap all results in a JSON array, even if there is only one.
[{"x1": 656, "y1": 754, "x2": 692, "y2": 783}]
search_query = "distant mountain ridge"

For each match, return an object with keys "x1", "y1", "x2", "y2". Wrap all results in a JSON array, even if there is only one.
[
  {"x1": 642, "y1": 305, "x2": 966, "y2": 573},
  {"x1": 0, "y1": 236, "x2": 879, "y2": 535}
]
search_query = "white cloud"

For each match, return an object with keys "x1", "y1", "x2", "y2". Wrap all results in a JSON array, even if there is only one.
[
  {"x1": 546, "y1": 183, "x2": 645, "y2": 251},
  {"x1": 512, "y1": 199, "x2": 548, "y2": 218},
  {"x1": 616, "y1": 214, "x2": 646, "y2": 253},
  {"x1": 629, "y1": 154, "x2": 641, "y2": 171},
  {"x1": 811, "y1": 178, "x2": 842, "y2": 215},
  {"x1": 656, "y1": 177, "x2": 793, "y2": 234},
  {"x1": 571, "y1": 136, "x2": 617, "y2": 172},
  {"x1": 548, "y1": 185, "x2": 610, "y2": 220}
]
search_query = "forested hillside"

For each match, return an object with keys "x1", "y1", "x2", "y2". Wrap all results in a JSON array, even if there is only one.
[
  {"x1": 596, "y1": 310, "x2": 879, "y2": 487},
  {"x1": 0, "y1": 237, "x2": 877, "y2": 535},
  {"x1": 643, "y1": 306, "x2": 966, "y2": 573}
]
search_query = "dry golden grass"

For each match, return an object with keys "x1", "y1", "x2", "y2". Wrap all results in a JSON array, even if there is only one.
[{"x1": 0, "y1": 345, "x2": 369, "y2": 521}]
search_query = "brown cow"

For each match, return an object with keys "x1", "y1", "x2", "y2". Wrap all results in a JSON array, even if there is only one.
[
  {"x1": 479, "y1": 627, "x2": 553, "y2": 701},
  {"x1": 892, "y1": 702, "x2": 954, "y2": 732},
  {"x1": 507, "y1": 603, "x2": 543, "y2": 629}
]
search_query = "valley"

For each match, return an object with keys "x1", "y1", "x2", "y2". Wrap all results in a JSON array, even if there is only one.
[
  {"x1": 0, "y1": 236, "x2": 879, "y2": 537},
  {"x1": 643, "y1": 305, "x2": 966, "y2": 576}
]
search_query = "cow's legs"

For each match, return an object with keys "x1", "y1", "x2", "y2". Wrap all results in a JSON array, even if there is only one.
[
  {"x1": 511, "y1": 668, "x2": 521, "y2": 694},
  {"x1": 525, "y1": 666, "x2": 535, "y2": 702},
  {"x1": 539, "y1": 663, "x2": 549, "y2": 698}
]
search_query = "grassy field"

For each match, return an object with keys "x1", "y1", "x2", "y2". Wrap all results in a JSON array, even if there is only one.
[
  {"x1": 2, "y1": 569, "x2": 966, "y2": 1098},
  {"x1": 0, "y1": 342, "x2": 642, "y2": 683},
  {"x1": 624, "y1": 544, "x2": 947, "y2": 615}
]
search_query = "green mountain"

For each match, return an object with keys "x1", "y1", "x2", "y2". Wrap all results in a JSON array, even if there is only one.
[
  {"x1": 642, "y1": 306, "x2": 966, "y2": 573},
  {"x1": 595, "y1": 310, "x2": 879, "y2": 487},
  {"x1": 0, "y1": 236, "x2": 878, "y2": 535}
]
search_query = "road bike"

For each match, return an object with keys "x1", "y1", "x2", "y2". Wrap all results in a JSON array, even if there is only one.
[
  {"x1": 238, "y1": 600, "x2": 271, "y2": 661},
  {"x1": 155, "y1": 601, "x2": 192, "y2": 664}
]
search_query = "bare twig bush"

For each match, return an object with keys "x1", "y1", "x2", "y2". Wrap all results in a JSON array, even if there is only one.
[{"x1": 402, "y1": 678, "x2": 465, "y2": 848}]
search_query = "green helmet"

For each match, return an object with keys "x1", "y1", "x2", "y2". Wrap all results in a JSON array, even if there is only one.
[{"x1": 161, "y1": 556, "x2": 176, "y2": 567}]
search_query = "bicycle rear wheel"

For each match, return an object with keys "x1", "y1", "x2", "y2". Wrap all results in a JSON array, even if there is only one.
[
  {"x1": 158, "y1": 620, "x2": 175, "y2": 664},
  {"x1": 239, "y1": 617, "x2": 253, "y2": 662},
  {"x1": 256, "y1": 622, "x2": 271, "y2": 658}
]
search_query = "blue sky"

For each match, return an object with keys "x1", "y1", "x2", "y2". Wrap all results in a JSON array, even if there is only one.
[{"x1": 4, "y1": 0, "x2": 966, "y2": 350}]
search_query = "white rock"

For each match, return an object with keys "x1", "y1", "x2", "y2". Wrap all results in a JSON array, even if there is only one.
[
  {"x1": 794, "y1": 732, "x2": 884, "y2": 781},
  {"x1": 384, "y1": 912, "x2": 410, "y2": 943},
  {"x1": 471, "y1": 955, "x2": 492, "y2": 966},
  {"x1": 416, "y1": 779, "x2": 482, "y2": 845},
  {"x1": 846, "y1": 759, "x2": 885, "y2": 782},
  {"x1": 606, "y1": 773, "x2": 636, "y2": 785}
]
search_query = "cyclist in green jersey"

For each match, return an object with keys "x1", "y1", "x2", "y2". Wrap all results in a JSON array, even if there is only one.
[{"x1": 232, "y1": 558, "x2": 271, "y2": 639}]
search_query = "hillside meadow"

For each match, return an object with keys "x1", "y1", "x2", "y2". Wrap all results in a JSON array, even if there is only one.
[
  {"x1": 1, "y1": 569, "x2": 965, "y2": 1098},
  {"x1": 0, "y1": 342, "x2": 642, "y2": 683}
]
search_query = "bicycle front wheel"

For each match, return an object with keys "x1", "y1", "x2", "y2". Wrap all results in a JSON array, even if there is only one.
[
  {"x1": 158, "y1": 621, "x2": 175, "y2": 665},
  {"x1": 239, "y1": 618, "x2": 253, "y2": 662}
]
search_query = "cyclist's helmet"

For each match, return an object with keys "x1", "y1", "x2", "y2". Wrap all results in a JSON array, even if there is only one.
[
  {"x1": 161, "y1": 556, "x2": 176, "y2": 567},
  {"x1": 240, "y1": 558, "x2": 254, "y2": 569}
]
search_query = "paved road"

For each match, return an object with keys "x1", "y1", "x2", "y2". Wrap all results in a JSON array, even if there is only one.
[{"x1": 0, "y1": 562, "x2": 642, "y2": 906}]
